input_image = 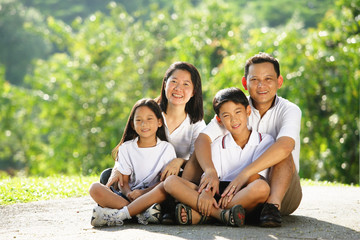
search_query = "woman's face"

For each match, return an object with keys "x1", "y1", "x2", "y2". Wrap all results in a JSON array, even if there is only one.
[{"x1": 165, "y1": 69, "x2": 194, "y2": 107}]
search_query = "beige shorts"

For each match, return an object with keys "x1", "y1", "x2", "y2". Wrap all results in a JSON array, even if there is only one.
[{"x1": 280, "y1": 172, "x2": 302, "y2": 215}]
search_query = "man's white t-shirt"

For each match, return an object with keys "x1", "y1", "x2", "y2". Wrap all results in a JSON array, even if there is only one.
[
  {"x1": 212, "y1": 131, "x2": 274, "y2": 181},
  {"x1": 163, "y1": 113, "x2": 206, "y2": 160},
  {"x1": 114, "y1": 137, "x2": 176, "y2": 190},
  {"x1": 202, "y1": 96, "x2": 301, "y2": 172}
]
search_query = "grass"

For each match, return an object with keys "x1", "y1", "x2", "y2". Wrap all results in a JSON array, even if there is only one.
[
  {"x1": 0, "y1": 175, "x2": 98, "y2": 205},
  {"x1": 0, "y1": 176, "x2": 358, "y2": 206}
]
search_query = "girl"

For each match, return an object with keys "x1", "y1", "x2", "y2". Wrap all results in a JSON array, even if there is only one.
[
  {"x1": 91, "y1": 62, "x2": 206, "y2": 226},
  {"x1": 89, "y1": 98, "x2": 176, "y2": 226}
]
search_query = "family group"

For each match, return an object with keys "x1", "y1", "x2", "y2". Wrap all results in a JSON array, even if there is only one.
[{"x1": 88, "y1": 52, "x2": 302, "y2": 228}]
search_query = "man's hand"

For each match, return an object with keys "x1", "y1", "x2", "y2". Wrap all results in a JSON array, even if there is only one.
[
  {"x1": 106, "y1": 168, "x2": 123, "y2": 189},
  {"x1": 218, "y1": 194, "x2": 234, "y2": 209},
  {"x1": 221, "y1": 172, "x2": 250, "y2": 198},
  {"x1": 198, "y1": 169, "x2": 219, "y2": 196},
  {"x1": 160, "y1": 158, "x2": 184, "y2": 181}
]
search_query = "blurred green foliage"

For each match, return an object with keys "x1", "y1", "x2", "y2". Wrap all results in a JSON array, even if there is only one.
[{"x1": 0, "y1": 0, "x2": 359, "y2": 184}]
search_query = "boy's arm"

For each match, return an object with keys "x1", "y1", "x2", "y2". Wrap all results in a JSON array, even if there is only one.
[
  {"x1": 195, "y1": 133, "x2": 219, "y2": 196},
  {"x1": 224, "y1": 136, "x2": 295, "y2": 196}
]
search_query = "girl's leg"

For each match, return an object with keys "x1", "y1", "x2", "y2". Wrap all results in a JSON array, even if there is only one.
[
  {"x1": 89, "y1": 182, "x2": 129, "y2": 209},
  {"x1": 126, "y1": 182, "x2": 168, "y2": 217},
  {"x1": 227, "y1": 179, "x2": 270, "y2": 211}
]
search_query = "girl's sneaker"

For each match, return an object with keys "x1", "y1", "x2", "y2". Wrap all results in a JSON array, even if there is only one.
[
  {"x1": 91, "y1": 206, "x2": 126, "y2": 227},
  {"x1": 137, "y1": 203, "x2": 162, "y2": 225}
]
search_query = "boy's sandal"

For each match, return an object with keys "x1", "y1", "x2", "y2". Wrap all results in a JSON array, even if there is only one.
[
  {"x1": 175, "y1": 203, "x2": 192, "y2": 225},
  {"x1": 175, "y1": 203, "x2": 208, "y2": 225},
  {"x1": 220, "y1": 205, "x2": 245, "y2": 227}
]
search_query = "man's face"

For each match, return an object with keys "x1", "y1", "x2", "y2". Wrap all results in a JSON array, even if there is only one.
[{"x1": 246, "y1": 62, "x2": 282, "y2": 108}]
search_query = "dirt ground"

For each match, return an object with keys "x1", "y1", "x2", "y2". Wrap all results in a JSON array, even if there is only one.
[{"x1": 0, "y1": 185, "x2": 359, "y2": 240}]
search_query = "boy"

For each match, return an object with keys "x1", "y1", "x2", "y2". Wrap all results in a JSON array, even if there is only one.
[
  {"x1": 162, "y1": 87, "x2": 275, "y2": 226},
  {"x1": 183, "y1": 52, "x2": 302, "y2": 227}
]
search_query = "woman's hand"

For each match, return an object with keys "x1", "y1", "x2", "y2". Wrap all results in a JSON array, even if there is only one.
[
  {"x1": 106, "y1": 167, "x2": 123, "y2": 189},
  {"x1": 160, "y1": 158, "x2": 185, "y2": 181},
  {"x1": 198, "y1": 169, "x2": 219, "y2": 197},
  {"x1": 197, "y1": 190, "x2": 219, "y2": 217}
]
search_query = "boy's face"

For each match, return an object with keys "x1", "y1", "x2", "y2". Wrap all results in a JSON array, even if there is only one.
[
  {"x1": 245, "y1": 62, "x2": 283, "y2": 108},
  {"x1": 218, "y1": 101, "x2": 251, "y2": 136}
]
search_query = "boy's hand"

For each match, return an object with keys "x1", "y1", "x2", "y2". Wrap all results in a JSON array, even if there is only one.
[
  {"x1": 197, "y1": 190, "x2": 219, "y2": 217},
  {"x1": 198, "y1": 169, "x2": 219, "y2": 197},
  {"x1": 106, "y1": 168, "x2": 123, "y2": 189},
  {"x1": 160, "y1": 158, "x2": 184, "y2": 181}
]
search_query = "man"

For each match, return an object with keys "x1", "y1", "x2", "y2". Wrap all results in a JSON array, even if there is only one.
[{"x1": 183, "y1": 52, "x2": 302, "y2": 227}]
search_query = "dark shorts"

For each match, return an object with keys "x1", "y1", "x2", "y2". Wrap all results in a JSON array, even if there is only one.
[{"x1": 99, "y1": 168, "x2": 130, "y2": 202}]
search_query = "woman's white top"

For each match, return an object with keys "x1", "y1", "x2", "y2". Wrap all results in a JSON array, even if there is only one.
[{"x1": 163, "y1": 113, "x2": 206, "y2": 160}]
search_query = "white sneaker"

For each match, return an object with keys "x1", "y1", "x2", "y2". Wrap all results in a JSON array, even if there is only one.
[
  {"x1": 137, "y1": 203, "x2": 162, "y2": 225},
  {"x1": 91, "y1": 206, "x2": 126, "y2": 227}
]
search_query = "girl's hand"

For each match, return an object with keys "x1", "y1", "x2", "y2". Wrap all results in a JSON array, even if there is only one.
[
  {"x1": 160, "y1": 158, "x2": 185, "y2": 181},
  {"x1": 106, "y1": 167, "x2": 124, "y2": 189},
  {"x1": 197, "y1": 190, "x2": 219, "y2": 217},
  {"x1": 127, "y1": 189, "x2": 143, "y2": 201}
]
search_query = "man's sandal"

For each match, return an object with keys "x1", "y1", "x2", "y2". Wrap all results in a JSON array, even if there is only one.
[
  {"x1": 220, "y1": 205, "x2": 245, "y2": 227},
  {"x1": 175, "y1": 203, "x2": 207, "y2": 225}
]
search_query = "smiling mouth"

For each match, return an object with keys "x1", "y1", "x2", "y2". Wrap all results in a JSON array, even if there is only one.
[
  {"x1": 172, "y1": 93, "x2": 183, "y2": 98},
  {"x1": 232, "y1": 124, "x2": 240, "y2": 129},
  {"x1": 141, "y1": 129, "x2": 150, "y2": 132}
]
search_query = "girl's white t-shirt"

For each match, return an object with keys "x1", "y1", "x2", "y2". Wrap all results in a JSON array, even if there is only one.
[
  {"x1": 114, "y1": 137, "x2": 176, "y2": 190},
  {"x1": 162, "y1": 113, "x2": 206, "y2": 160},
  {"x1": 211, "y1": 130, "x2": 274, "y2": 181}
]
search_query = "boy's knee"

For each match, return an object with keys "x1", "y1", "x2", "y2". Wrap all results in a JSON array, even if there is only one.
[{"x1": 163, "y1": 175, "x2": 179, "y2": 193}]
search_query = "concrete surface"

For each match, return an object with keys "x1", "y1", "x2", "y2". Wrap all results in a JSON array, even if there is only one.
[{"x1": 0, "y1": 185, "x2": 359, "y2": 240}]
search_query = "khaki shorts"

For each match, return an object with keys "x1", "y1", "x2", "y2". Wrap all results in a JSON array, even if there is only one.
[{"x1": 280, "y1": 172, "x2": 302, "y2": 215}]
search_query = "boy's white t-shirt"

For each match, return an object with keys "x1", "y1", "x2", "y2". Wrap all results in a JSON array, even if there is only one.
[
  {"x1": 114, "y1": 137, "x2": 176, "y2": 190},
  {"x1": 212, "y1": 131, "x2": 274, "y2": 181},
  {"x1": 202, "y1": 96, "x2": 301, "y2": 172},
  {"x1": 163, "y1": 113, "x2": 206, "y2": 160}
]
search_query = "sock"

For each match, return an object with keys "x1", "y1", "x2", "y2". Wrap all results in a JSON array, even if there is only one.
[{"x1": 121, "y1": 206, "x2": 132, "y2": 219}]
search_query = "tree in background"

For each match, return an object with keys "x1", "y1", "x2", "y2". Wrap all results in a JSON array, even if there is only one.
[{"x1": 0, "y1": 0, "x2": 358, "y2": 184}]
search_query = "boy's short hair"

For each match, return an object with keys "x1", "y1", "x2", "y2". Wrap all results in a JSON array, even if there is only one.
[
  {"x1": 244, "y1": 52, "x2": 280, "y2": 79},
  {"x1": 213, "y1": 87, "x2": 249, "y2": 116}
]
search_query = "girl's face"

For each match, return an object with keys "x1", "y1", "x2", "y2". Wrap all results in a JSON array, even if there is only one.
[
  {"x1": 132, "y1": 106, "x2": 162, "y2": 140},
  {"x1": 165, "y1": 69, "x2": 194, "y2": 107}
]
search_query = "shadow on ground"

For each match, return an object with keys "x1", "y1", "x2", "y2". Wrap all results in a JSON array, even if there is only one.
[{"x1": 93, "y1": 215, "x2": 360, "y2": 240}]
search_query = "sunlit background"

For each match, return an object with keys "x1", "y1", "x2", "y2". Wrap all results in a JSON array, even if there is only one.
[{"x1": 0, "y1": 0, "x2": 359, "y2": 184}]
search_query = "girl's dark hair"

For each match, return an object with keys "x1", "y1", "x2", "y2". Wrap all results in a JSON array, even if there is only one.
[
  {"x1": 244, "y1": 52, "x2": 280, "y2": 79},
  {"x1": 111, "y1": 98, "x2": 167, "y2": 160},
  {"x1": 158, "y1": 62, "x2": 204, "y2": 123},
  {"x1": 213, "y1": 87, "x2": 249, "y2": 116}
]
